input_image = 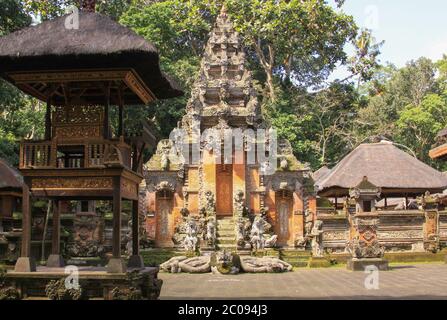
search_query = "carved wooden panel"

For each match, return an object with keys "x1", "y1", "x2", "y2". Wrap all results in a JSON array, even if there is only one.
[
  {"x1": 216, "y1": 164, "x2": 233, "y2": 215},
  {"x1": 31, "y1": 177, "x2": 113, "y2": 190},
  {"x1": 55, "y1": 126, "x2": 100, "y2": 139},
  {"x1": 121, "y1": 178, "x2": 138, "y2": 198}
]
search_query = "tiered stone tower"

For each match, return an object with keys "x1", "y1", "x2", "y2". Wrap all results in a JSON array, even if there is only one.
[
  {"x1": 144, "y1": 7, "x2": 316, "y2": 251},
  {"x1": 183, "y1": 6, "x2": 261, "y2": 130}
]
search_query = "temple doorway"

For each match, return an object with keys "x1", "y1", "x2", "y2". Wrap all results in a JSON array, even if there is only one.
[
  {"x1": 155, "y1": 189, "x2": 173, "y2": 246},
  {"x1": 275, "y1": 190, "x2": 293, "y2": 245},
  {"x1": 216, "y1": 164, "x2": 233, "y2": 216}
]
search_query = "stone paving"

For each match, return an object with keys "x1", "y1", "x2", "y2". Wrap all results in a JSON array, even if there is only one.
[{"x1": 159, "y1": 263, "x2": 447, "y2": 300}]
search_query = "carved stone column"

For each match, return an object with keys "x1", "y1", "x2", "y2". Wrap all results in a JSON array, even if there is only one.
[
  {"x1": 346, "y1": 177, "x2": 388, "y2": 271},
  {"x1": 420, "y1": 193, "x2": 440, "y2": 253}
]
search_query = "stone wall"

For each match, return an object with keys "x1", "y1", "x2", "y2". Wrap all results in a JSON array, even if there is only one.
[
  {"x1": 439, "y1": 211, "x2": 447, "y2": 247},
  {"x1": 318, "y1": 209, "x2": 439, "y2": 253}
]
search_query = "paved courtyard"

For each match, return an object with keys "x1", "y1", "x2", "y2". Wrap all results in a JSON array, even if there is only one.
[{"x1": 159, "y1": 263, "x2": 447, "y2": 299}]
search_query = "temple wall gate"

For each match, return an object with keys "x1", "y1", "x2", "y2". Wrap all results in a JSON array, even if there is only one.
[{"x1": 143, "y1": 8, "x2": 314, "y2": 251}]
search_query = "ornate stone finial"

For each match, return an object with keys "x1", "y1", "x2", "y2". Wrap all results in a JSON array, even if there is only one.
[
  {"x1": 220, "y1": 4, "x2": 228, "y2": 16},
  {"x1": 80, "y1": 0, "x2": 96, "y2": 12}
]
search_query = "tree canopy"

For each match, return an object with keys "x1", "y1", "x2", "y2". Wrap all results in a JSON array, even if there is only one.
[{"x1": 0, "y1": 0, "x2": 446, "y2": 172}]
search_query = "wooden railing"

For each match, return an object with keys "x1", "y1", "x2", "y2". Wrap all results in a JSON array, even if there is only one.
[
  {"x1": 20, "y1": 139, "x2": 132, "y2": 170},
  {"x1": 20, "y1": 141, "x2": 53, "y2": 168}
]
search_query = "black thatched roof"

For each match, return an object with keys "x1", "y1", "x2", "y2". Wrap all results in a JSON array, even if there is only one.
[
  {"x1": 0, "y1": 159, "x2": 23, "y2": 191},
  {"x1": 0, "y1": 11, "x2": 182, "y2": 100},
  {"x1": 315, "y1": 141, "x2": 447, "y2": 197}
]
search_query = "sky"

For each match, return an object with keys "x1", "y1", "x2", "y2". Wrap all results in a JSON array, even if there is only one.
[{"x1": 330, "y1": 0, "x2": 447, "y2": 79}]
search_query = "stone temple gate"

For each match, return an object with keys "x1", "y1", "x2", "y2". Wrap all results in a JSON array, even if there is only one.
[{"x1": 143, "y1": 8, "x2": 316, "y2": 251}]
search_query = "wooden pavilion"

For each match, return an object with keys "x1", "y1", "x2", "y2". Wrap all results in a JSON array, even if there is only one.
[
  {"x1": 0, "y1": 1, "x2": 182, "y2": 274},
  {"x1": 315, "y1": 140, "x2": 447, "y2": 201}
]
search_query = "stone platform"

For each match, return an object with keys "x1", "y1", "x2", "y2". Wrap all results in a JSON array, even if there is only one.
[
  {"x1": 159, "y1": 263, "x2": 447, "y2": 299},
  {"x1": 346, "y1": 258, "x2": 389, "y2": 271},
  {"x1": 5, "y1": 266, "x2": 162, "y2": 300}
]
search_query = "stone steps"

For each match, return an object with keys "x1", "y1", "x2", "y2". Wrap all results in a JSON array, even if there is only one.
[
  {"x1": 216, "y1": 238, "x2": 235, "y2": 245},
  {"x1": 216, "y1": 217, "x2": 236, "y2": 250},
  {"x1": 279, "y1": 249, "x2": 312, "y2": 267},
  {"x1": 217, "y1": 244, "x2": 237, "y2": 250}
]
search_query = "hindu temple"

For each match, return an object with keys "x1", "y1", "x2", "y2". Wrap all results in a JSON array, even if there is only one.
[{"x1": 143, "y1": 7, "x2": 315, "y2": 254}]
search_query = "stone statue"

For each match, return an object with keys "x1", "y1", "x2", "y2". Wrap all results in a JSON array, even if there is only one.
[
  {"x1": 206, "y1": 216, "x2": 217, "y2": 247},
  {"x1": 233, "y1": 190, "x2": 246, "y2": 218},
  {"x1": 160, "y1": 256, "x2": 211, "y2": 273},
  {"x1": 178, "y1": 256, "x2": 211, "y2": 273},
  {"x1": 160, "y1": 256, "x2": 188, "y2": 273},
  {"x1": 203, "y1": 190, "x2": 216, "y2": 217},
  {"x1": 347, "y1": 237, "x2": 385, "y2": 259},
  {"x1": 235, "y1": 217, "x2": 247, "y2": 248},
  {"x1": 310, "y1": 220, "x2": 324, "y2": 257},
  {"x1": 304, "y1": 209, "x2": 314, "y2": 236},
  {"x1": 264, "y1": 235, "x2": 278, "y2": 248},
  {"x1": 240, "y1": 256, "x2": 292, "y2": 273},
  {"x1": 250, "y1": 216, "x2": 265, "y2": 252},
  {"x1": 160, "y1": 152, "x2": 169, "y2": 171},
  {"x1": 183, "y1": 219, "x2": 199, "y2": 252},
  {"x1": 215, "y1": 250, "x2": 239, "y2": 274}
]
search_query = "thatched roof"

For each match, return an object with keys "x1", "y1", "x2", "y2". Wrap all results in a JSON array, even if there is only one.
[
  {"x1": 315, "y1": 141, "x2": 447, "y2": 197},
  {"x1": 0, "y1": 159, "x2": 23, "y2": 191},
  {"x1": 312, "y1": 165, "x2": 330, "y2": 182},
  {"x1": 0, "y1": 11, "x2": 182, "y2": 100},
  {"x1": 437, "y1": 127, "x2": 447, "y2": 139}
]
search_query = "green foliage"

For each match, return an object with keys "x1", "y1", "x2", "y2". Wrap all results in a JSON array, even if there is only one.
[
  {"x1": 0, "y1": 0, "x2": 31, "y2": 35},
  {"x1": 22, "y1": 0, "x2": 74, "y2": 21},
  {"x1": 226, "y1": 0, "x2": 358, "y2": 99}
]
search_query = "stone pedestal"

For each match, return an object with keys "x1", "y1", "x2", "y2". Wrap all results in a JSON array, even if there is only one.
[
  {"x1": 14, "y1": 257, "x2": 36, "y2": 272},
  {"x1": 347, "y1": 258, "x2": 388, "y2": 271},
  {"x1": 107, "y1": 257, "x2": 126, "y2": 273},
  {"x1": 46, "y1": 254, "x2": 65, "y2": 268},
  {"x1": 127, "y1": 255, "x2": 145, "y2": 269}
]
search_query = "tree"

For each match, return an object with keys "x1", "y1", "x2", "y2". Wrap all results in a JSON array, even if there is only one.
[
  {"x1": 0, "y1": 0, "x2": 31, "y2": 35},
  {"x1": 396, "y1": 93, "x2": 447, "y2": 166},
  {"x1": 226, "y1": 0, "x2": 358, "y2": 101}
]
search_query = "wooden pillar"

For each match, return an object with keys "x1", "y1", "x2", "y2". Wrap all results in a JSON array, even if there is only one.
[
  {"x1": 132, "y1": 200, "x2": 139, "y2": 255},
  {"x1": 128, "y1": 199, "x2": 144, "y2": 268},
  {"x1": 118, "y1": 87, "x2": 124, "y2": 137},
  {"x1": 14, "y1": 182, "x2": 36, "y2": 272},
  {"x1": 107, "y1": 176, "x2": 125, "y2": 273},
  {"x1": 47, "y1": 200, "x2": 65, "y2": 267},
  {"x1": 45, "y1": 98, "x2": 51, "y2": 141},
  {"x1": 52, "y1": 201, "x2": 61, "y2": 254},
  {"x1": 112, "y1": 177, "x2": 121, "y2": 258},
  {"x1": 103, "y1": 85, "x2": 110, "y2": 139}
]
